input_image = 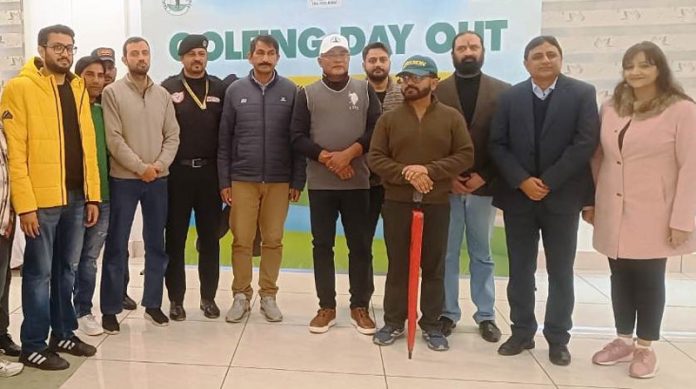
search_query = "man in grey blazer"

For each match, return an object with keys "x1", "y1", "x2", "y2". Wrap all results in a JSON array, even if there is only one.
[
  {"x1": 489, "y1": 36, "x2": 599, "y2": 366},
  {"x1": 435, "y1": 31, "x2": 510, "y2": 343}
]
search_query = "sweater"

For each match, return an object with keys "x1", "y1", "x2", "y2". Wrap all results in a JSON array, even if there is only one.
[
  {"x1": 102, "y1": 74, "x2": 180, "y2": 179},
  {"x1": 368, "y1": 97, "x2": 475, "y2": 204}
]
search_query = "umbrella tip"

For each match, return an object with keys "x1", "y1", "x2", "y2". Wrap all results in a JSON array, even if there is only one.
[{"x1": 408, "y1": 351, "x2": 412, "y2": 359}]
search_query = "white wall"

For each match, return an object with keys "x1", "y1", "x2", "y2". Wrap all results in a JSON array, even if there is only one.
[{"x1": 23, "y1": 0, "x2": 141, "y2": 80}]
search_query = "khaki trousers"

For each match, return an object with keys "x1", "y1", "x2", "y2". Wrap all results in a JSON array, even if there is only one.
[{"x1": 230, "y1": 181, "x2": 290, "y2": 298}]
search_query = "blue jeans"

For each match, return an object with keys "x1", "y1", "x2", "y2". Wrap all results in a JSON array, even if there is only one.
[
  {"x1": 21, "y1": 191, "x2": 86, "y2": 353},
  {"x1": 100, "y1": 178, "x2": 168, "y2": 314},
  {"x1": 74, "y1": 202, "x2": 110, "y2": 318},
  {"x1": 442, "y1": 194, "x2": 496, "y2": 324}
]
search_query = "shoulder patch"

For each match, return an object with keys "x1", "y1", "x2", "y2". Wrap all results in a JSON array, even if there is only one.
[{"x1": 2, "y1": 110, "x2": 13, "y2": 120}]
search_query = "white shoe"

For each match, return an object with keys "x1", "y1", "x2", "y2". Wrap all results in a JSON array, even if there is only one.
[
  {"x1": 78, "y1": 314, "x2": 105, "y2": 336},
  {"x1": 0, "y1": 359, "x2": 23, "y2": 377},
  {"x1": 259, "y1": 296, "x2": 283, "y2": 322},
  {"x1": 225, "y1": 294, "x2": 250, "y2": 323}
]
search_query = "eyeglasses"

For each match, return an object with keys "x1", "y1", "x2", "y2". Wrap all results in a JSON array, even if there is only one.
[
  {"x1": 43, "y1": 44, "x2": 77, "y2": 55},
  {"x1": 397, "y1": 74, "x2": 431, "y2": 84}
]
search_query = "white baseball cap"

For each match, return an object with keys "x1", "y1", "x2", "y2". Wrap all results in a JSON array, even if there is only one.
[{"x1": 319, "y1": 34, "x2": 349, "y2": 55}]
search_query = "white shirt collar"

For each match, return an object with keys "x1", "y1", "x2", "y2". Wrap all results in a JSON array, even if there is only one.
[{"x1": 531, "y1": 77, "x2": 558, "y2": 101}]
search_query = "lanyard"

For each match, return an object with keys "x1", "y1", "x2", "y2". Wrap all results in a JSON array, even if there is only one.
[{"x1": 182, "y1": 77, "x2": 209, "y2": 110}]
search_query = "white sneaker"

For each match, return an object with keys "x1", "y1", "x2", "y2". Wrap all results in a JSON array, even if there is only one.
[
  {"x1": 0, "y1": 359, "x2": 23, "y2": 377},
  {"x1": 225, "y1": 294, "x2": 250, "y2": 323},
  {"x1": 259, "y1": 296, "x2": 283, "y2": 322},
  {"x1": 78, "y1": 314, "x2": 105, "y2": 336}
]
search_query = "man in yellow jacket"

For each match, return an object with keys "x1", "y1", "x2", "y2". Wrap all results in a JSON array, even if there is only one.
[{"x1": 0, "y1": 24, "x2": 101, "y2": 371}]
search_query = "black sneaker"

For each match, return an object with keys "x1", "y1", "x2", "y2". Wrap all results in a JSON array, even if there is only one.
[
  {"x1": 169, "y1": 302, "x2": 186, "y2": 321},
  {"x1": 102, "y1": 314, "x2": 120, "y2": 334},
  {"x1": 145, "y1": 308, "x2": 169, "y2": 327},
  {"x1": 48, "y1": 335, "x2": 97, "y2": 357},
  {"x1": 122, "y1": 294, "x2": 138, "y2": 310},
  {"x1": 19, "y1": 349, "x2": 69, "y2": 370},
  {"x1": 0, "y1": 333, "x2": 21, "y2": 357},
  {"x1": 439, "y1": 317, "x2": 456, "y2": 337}
]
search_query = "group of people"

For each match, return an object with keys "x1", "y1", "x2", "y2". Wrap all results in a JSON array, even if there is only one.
[{"x1": 0, "y1": 23, "x2": 692, "y2": 382}]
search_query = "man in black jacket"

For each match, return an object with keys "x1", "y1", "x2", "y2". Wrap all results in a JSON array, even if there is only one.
[
  {"x1": 218, "y1": 35, "x2": 305, "y2": 324},
  {"x1": 162, "y1": 34, "x2": 226, "y2": 321},
  {"x1": 489, "y1": 36, "x2": 599, "y2": 366}
]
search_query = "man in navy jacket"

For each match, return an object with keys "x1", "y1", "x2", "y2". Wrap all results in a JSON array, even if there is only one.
[
  {"x1": 489, "y1": 35, "x2": 599, "y2": 366},
  {"x1": 218, "y1": 35, "x2": 305, "y2": 324}
]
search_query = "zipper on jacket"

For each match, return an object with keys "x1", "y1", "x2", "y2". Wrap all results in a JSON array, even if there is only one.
[
  {"x1": 77, "y1": 84, "x2": 93, "y2": 202},
  {"x1": 50, "y1": 78, "x2": 67, "y2": 205},
  {"x1": 261, "y1": 87, "x2": 266, "y2": 183}
]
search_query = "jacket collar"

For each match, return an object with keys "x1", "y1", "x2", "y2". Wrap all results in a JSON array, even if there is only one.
[
  {"x1": 248, "y1": 69, "x2": 278, "y2": 89},
  {"x1": 124, "y1": 73, "x2": 154, "y2": 94}
]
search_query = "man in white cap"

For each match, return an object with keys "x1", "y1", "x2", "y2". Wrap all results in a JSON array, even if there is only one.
[{"x1": 291, "y1": 33, "x2": 381, "y2": 335}]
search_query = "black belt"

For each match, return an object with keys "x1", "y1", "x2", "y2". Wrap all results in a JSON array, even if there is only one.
[{"x1": 177, "y1": 158, "x2": 213, "y2": 168}]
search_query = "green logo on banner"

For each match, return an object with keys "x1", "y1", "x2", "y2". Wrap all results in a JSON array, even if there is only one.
[{"x1": 163, "y1": 0, "x2": 192, "y2": 16}]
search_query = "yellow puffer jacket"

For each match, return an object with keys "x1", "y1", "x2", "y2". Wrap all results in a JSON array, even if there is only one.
[{"x1": 0, "y1": 57, "x2": 101, "y2": 214}]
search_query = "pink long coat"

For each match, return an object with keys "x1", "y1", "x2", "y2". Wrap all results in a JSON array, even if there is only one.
[{"x1": 592, "y1": 99, "x2": 696, "y2": 259}]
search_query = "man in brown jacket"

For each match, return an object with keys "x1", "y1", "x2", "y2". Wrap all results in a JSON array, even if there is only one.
[
  {"x1": 368, "y1": 55, "x2": 474, "y2": 351},
  {"x1": 435, "y1": 31, "x2": 510, "y2": 342}
]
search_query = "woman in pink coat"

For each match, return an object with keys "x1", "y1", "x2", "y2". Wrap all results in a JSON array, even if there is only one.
[{"x1": 584, "y1": 42, "x2": 696, "y2": 379}]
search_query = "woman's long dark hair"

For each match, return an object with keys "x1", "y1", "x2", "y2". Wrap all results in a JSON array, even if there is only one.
[{"x1": 612, "y1": 41, "x2": 693, "y2": 110}]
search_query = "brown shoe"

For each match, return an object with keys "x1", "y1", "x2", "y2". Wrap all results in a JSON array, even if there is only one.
[
  {"x1": 309, "y1": 308, "x2": 336, "y2": 334},
  {"x1": 350, "y1": 307, "x2": 376, "y2": 335}
]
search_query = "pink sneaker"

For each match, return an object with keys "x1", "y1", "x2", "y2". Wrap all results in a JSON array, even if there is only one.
[
  {"x1": 592, "y1": 339, "x2": 634, "y2": 365},
  {"x1": 629, "y1": 347, "x2": 658, "y2": 379}
]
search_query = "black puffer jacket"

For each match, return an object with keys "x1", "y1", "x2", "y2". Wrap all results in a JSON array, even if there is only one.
[{"x1": 217, "y1": 71, "x2": 306, "y2": 190}]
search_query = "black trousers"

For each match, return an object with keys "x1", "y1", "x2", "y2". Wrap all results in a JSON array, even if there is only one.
[
  {"x1": 503, "y1": 206, "x2": 579, "y2": 345},
  {"x1": 0, "y1": 225, "x2": 15, "y2": 334},
  {"x1": 382, "y1": 200, "x2": 449, "y2": 332},
  {"x1": 309, "y1": 189, "x2": 373, "y2": 309},
  {"x1": 165, "y1": 164, "x2": 222, "y2": 304},
  {"x1": 366, "y1": 185, "x2": 384, "y2": 290},
  {"x1": 608, "y1": 257, "x2": 666, "y2": 341}
]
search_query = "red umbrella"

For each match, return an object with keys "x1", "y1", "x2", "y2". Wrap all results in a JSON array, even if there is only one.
[{"x1": 407, "y1": 194, "x2": 424, "y2": 359}]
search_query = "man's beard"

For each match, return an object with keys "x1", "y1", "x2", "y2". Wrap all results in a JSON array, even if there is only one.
[
  {"x1": 45, "y1": 57, "x2": 71, "y2": 74},
  {"x1": 367, "y1": 68, "x2": 389, "y2": 83},
  {"x1": 402, "y1": 85, "x2": 431, "y2": 101},
  {"x1": 129, "y1": 61, "x2": 149, "y2": 76},
  {"x1": 454, "y1": 55, "x2": 484, "y2": 76}
]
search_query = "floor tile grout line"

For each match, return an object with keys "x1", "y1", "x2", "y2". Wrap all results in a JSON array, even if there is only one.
[
  {"x1": 384, "y1": 374, "x2": 560, "y2": 386},
  {"x1": 229, "y1": 365, "x2": 394, "y2": 378},
  {"x1": 526, "y1": 348, "x2": 561, "y2": 389},
  {"x1": 87, "y1": 357, "x2": 230, "y2": 368},
  {"x1": 577, "y1": 273, "x2": 611, "y2": 300},
  {"x1": 371, "y1": 301, "x2": 390, "y2": 389},
  {"x1": 664, "y1": 337, "x2": 696, "y2": 364},
  {"x1": 219, "y1": 294, "x2": 258, "y2": 388}
]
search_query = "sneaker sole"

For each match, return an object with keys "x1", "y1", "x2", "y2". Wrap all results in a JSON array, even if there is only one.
[
  {"x1": 79, "y1": 328, "x2": 105, "y2": 336},
  {"x1": 309, "y1": 319, "x2": 336, "y2": 334},
  {"x1": 144, "y1": 313, "x2": 170, "y2": 327},
  {"x1": 260, "y1": 307, "x2": 283, "y2": 322},
  {"x1": 350, "y1": 318, "x2": 377, "y2": 335},
  {"x1": 20, "y1": 359, "x2": 69, "y2": 371},
  {"x1": 593, "y1": 355, "x2": 634, "y2": 366},
  {"x1": 103, "y1": 328, "x2": 120, "y2": 335},
  {"x1": 225, "y1": 308, "x2": 250, "y2": 323}
]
